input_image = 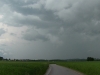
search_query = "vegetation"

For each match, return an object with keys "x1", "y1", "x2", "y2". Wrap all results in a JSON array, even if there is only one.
[
  {"x1": 0, "y1": 57, "x2": 3, "y2": 60},
  {"x1": 57, "y1": 61, "x2": 100, "y2": 75},
  {"x1": 87, "y1": 57, "x2": 94, "y2": 61},
  {"x1": 0, "y1": 61, "x2": 49, "y2": 75},
  {"x1": 0, "y1": 57, "x2": 100, "y2": 75}
]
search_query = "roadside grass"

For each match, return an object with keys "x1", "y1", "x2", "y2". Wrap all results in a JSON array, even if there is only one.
[
  {"x1": 56, "y1": 61, "x2": 100, "y2": 75},
  {"x1": 0, "y1": 61, "x2": 49, "y2": 75}
]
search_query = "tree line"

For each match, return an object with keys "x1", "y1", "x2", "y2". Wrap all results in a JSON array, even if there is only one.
[{"x1": 0, "y1": 56, "x2": 100, "y2": 61}]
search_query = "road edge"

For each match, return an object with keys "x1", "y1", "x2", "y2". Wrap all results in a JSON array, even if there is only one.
[
  {"x1": 44, "y1": 64, "x2": 52, "y2": 75},
  {"x1": 57, "y1": 64, "x2": 85, "y2": 75}
]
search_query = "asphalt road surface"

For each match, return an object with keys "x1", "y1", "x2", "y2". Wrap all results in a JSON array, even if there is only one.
[{"x1": 45, "y1": 64, "x2": 84, "y2": 75}]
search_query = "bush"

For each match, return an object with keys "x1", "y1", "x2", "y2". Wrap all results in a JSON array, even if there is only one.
[{"x1": 87, "y1": 57, "x2": 94, "y2": 61}]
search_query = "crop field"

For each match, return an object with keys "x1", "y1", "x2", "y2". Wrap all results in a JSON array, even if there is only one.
[
  {"x1": 0, "y1": 61, "x2": 49, "y2": 75},
  {"x1": 57, "y1": 61, "x2": 100, "y2": 75}
]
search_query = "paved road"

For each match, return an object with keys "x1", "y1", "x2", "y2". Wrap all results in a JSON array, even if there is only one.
[{"x1": 45, "y1": 64, "x2": 84, "y2": 75}]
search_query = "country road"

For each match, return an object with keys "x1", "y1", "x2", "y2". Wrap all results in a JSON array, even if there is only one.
[{"x1": 45, "y1": 64, "x2": 84, "y2": 75}]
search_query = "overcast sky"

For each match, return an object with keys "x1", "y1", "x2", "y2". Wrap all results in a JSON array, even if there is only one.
[{"x1": 0, "y1": 0, "x2": 100, "y2": 59}]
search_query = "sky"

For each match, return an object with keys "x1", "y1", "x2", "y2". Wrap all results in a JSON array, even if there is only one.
[{"x1": 0, "y1": 0, "x2": 100, "y2": 59}]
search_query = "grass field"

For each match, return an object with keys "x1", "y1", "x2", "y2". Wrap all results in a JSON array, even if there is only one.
[
  {"x1": 57, "y1": 61, "x2": 100, "y2": 75},
  {"x1": 0, "y1": 61, "x2": 49, "y2": 75},
  {"x1": 0, "y1": 61, "x2": 100, "y2": 75}
]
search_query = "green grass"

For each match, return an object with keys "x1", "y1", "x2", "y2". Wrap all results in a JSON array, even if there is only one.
[
  {"x1": 0, "y1": 61, "x2": 49, "y2": 75},
  {"x1": 56, "y1": 61, "x2": 100, "y2": 75},
  {"x1": 1, "y1": 61, "x2": 100, "y2": 75}
]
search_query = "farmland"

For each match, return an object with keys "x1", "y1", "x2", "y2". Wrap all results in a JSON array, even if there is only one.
[
  {"x1": 0, "y1": 61, "x2": 100, "y2": 75},
  {"x1": 0, "y1": 61, "x2": 49, "y2": 75},
  {"x1": 56, "y1": 61, "x2": 100, "y2": 75}
]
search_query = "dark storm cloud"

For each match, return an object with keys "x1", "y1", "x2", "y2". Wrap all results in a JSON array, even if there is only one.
[
  {"x1": 23, "y1": 33, "x2": 49, "y2": 41},
  {"x1": 1, "y1": 0, "x2": 100, "y2": 59},
  {"x1": 0, "y1": 0, "x2": 62, "y2": 28}
]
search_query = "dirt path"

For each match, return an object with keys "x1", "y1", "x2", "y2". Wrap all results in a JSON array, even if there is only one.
[{"x1": 45, "y1": 64, "x2": 84, "y2": 75}]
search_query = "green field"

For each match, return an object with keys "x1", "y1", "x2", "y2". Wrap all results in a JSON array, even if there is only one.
[
  {"x1": 0, "y1": 61, "x2": 100, "y2": 75},
  {"x1": 0, "y1": 61, "x2": 49, "y2": 75},
  {"x1": 56, "y1": 61, "x2": 100, "y2": 75}
]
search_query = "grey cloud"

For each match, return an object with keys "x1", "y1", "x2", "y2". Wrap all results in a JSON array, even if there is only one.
[
  {"x1": 0, "y1": 29, "x2": 6, "y2": 36},
  {"x1": 10, "y1": 33, "x2": 16, "y2": 36},
  {"x1": 1, "y1": 0, "x2": 100, "y2": 59},
  {"x1": 22, "y1": 27, "x2": 49, "y2": 41},
  {"x1": 0, "y1": 45, "x2": 9, "y2": 58},
  {"x1": 21, "y1": 0, "x2": 100, "y2": 59},
  {"x1": 23, "y1": 33, "x2": 49, "y2": 41},
  {"x1": 1, "y1": 0, "x2": 100, "y2": 28},
  {"x1": 0, "y1": 44, "x2": 7, "y2": 46},
  {"x1": 0, "y1": 0, "x2": 62, "y2": 28}
]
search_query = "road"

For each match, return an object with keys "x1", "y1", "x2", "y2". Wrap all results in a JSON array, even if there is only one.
[{"x1": 45, "y1": 64, "x2": 84, "y2": 75}]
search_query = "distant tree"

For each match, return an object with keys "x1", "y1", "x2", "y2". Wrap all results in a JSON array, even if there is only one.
[
  {"x1": 0, "y1": 57, "x2": 3, "y2": 60},
  {"x1": 4, "y1": 58, "x2": 8, "y2": 61},
  {"x1": 87, "y1": 57, "x2": 94, "y2": 61}
]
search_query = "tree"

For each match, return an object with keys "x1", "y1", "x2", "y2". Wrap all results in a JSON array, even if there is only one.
[
  {"x1": 87, "y1": 57, "x2": 94, "y2": 61},
  {"x1": 0, "y1": 57, "x2": 3, "y2": 60}
]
